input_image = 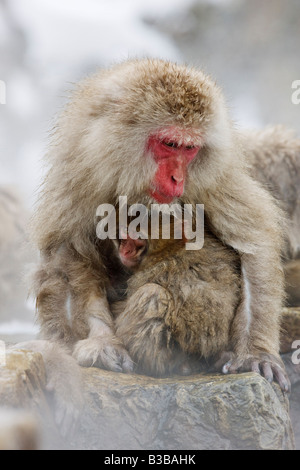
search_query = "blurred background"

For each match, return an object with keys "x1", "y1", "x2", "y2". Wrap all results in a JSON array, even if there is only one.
[{"x1": 0, "y1": 0, "x2": 299, "y2": 341}]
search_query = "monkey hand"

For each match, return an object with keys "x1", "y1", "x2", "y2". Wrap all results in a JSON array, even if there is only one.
[
  {"x1": 216, "y1": 351, "x2": 290, "y2": 393},
  {"x1": 72, "y1": 336, "x2": 134, "y2": 373}
]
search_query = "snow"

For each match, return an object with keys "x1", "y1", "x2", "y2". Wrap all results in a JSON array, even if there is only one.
[
  {"x1": 0, "y1": 320, "x2": 39, "y2": 336},
  {"x1": 0, "y1": 0, "x2": 198, "y2": 334},
  {"x1": 9, "y1": 0, "x2": 189, "y2": 67},
  {"x1": 1, "y1": 0, "x2": 197, "y2": 204}
]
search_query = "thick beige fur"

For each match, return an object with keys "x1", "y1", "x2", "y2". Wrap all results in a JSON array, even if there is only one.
[
  {"x1": 243, "y1": 125, "x2": 300, "y2": 258},
  {"x1": 242, "y1": 126, "x2": 300, "y2": 306}
]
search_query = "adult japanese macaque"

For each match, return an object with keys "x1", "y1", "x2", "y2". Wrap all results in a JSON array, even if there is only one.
[{"x1": 32, "y1": 59, "x2": 289, "y2": 390}]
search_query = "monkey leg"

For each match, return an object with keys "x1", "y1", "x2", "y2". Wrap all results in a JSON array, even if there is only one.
[
  {"x1": 71, "y1": 290, "x2": 134, "y2": 373},
  {"x1": 115, "y1": 283, "x2": 189, "y2": 377},
  {"x1": 212, "y1": 251, "x2": 290, "y2": 393},
  {"x1": 34, "y1": 246, "x2": 134, "y2": 374},
  {"x1": 69, "y1": 264, "x2": 134, "y2": 373},
  {"x1": 34, "y1": 266, "x2": 75, "y2": 345}
]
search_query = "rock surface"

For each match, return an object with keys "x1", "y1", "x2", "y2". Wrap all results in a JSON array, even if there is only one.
[
  {"x1": 282, "y1": 353, "x2": 300, "y2": 450},
  {"x1": 76, "y1": 368, "x2": 294, "y2": 450},
  {"x1": 0, "y1": 349, "x2": 62, "y2": 449},
  {"x1": 280, "y1": 307, "x2": 300, "y2": 450},
  {"x1": 0, "y1": 349, "x2": 295, "y2": 450}
]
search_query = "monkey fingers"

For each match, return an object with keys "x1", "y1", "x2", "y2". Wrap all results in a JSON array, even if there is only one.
[
  {"x1": 210, "y1": 351, "x2": 234, "y2": 371},
  {"x1": 256, "y1": 359, "x2": 290, "y2": 393},
  {"x1": 72, "y1": 337, "x2": 134, "y2": 373},
  {"x1": 260, "y1": 361, "x2": 273, "y2": 383},
  {"x1": 221, "y1": 354, "x2": 291, "y2": 393}
]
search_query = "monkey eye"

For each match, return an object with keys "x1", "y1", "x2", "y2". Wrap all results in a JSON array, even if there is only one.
[
  {"x1": 164, "y1": 141, "x2": 178, "y2": 148},
  {"x1": 185, "y1": 145, "x2": 195, "y2": 150}
]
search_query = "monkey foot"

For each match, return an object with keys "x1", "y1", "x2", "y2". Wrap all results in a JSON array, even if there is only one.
[
  {"x1": 220, "y1": 353, "x2": 291, "y2": 393},
  {"x1": 72, "y1": 336, "x2": 134, "y2": 373}
]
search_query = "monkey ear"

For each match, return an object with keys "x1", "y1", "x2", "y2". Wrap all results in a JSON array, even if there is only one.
[
  {"x1": 88, "y1": 97, "x2": 125, "y2": 119},
  {"x1": 88, "y1": 79, "x2": 126, "y2": 118}
]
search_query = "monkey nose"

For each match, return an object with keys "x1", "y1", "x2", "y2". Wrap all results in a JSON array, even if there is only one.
[
  {"x1": 171, "y1": 158, "x2": 185, "y2": 185},
  {"x1": 171, "y1": 173, "x2": 184, "y2": 185}
]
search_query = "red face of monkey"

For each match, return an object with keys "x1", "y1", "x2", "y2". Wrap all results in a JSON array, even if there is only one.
[{"x1": 147, "y1": 129, "x2": 201, "y2": 204}]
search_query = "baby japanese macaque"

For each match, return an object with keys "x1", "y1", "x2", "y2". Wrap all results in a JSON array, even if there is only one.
[{"x1": 112, "y1": 215, "x2": 289, "y2": 392}]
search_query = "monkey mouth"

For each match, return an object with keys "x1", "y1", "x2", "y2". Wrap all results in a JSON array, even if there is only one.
[
  {"x1": 119, "y1": 254, "x2": 140, "y2": 268},
  {"x1": 149, "y1": 187, "x2": 182, "y2": 204},
  {"x1": 118, "y1": 239, "x2": 148, "y2": 270}
]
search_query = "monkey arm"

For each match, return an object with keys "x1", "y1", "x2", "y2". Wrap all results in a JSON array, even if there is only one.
[
  {"x1": 35, "y1": 244, "x2": 134, "y2": 373},
  {"x1": 66, "y1": 253, "x2": 134, "y2": 373},
  {"x1": 34, "y1": 263, "x2": 75, "y2": 345},
  {"x1": 71, "y1": 294, "x2": 134, "y2": 373},
  {"x1": 203, "y1": 172, "x2": 290, "y2": 391}
]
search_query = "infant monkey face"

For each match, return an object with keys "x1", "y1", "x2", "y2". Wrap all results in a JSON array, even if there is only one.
[{"x1": 118, "y1": 227, "x2": 148, "y2": 269}]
